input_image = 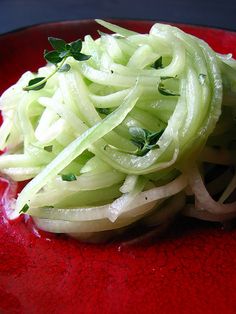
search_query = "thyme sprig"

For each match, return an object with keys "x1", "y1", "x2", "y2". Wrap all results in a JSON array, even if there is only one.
[{"x1": 23, "y1": 37, "x2": 90, "y2": 91}]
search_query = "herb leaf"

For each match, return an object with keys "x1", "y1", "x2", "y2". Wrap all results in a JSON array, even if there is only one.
[
  {"x1": 20, "y1": 204, "x2": 29, "y2": 214},
  {"x1": 23, "y1": 37, "x2": 91, "y2": 91},
  {"x1": 160, "y1": 76, "x2": 176, "y2": 80},
  {"x1": 44, "y1": 145, "x2": 53, "y2": 152},
  {"x1": 61, "y1": 173, "x2": 77, "y2": 181},
  {"x1": 152, "y1": 56, "x2": 163, "y2": 69},
  {"x1": 129, "y1": 127, "x2": 164, "y2": 156},
  {"x1": 148, "y1": 130, "x2": 164, "y2": 144},
  {"x1": 129, "y1": 126, "x2": 147, "y2": 142},
  {"x1": 58, "y1": 63, "x2": 71, "y2": 72},
  {"x1": 69, "y1": 39, "x2": 83, "y2": 53},
  {"x1": 48, "y1": 37, "x2": 66, "y2": 52},
  {"x1": 130, "y1": 138, "x2": 144, "y2": 150},
  {"x1": 71, "y1": 52, "x2": 91, "y2": 61},
  {"x1": 96, "y1": 108, "x2": 111, "y2": 115},
  {"x1": 24, "y1": 77, "x2": 46, "y2": 91},
  {"x1": 44, "y1": 50, "x2": 63, "y2": 64}
]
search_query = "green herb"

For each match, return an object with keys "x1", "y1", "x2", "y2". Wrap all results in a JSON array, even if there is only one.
[
  {"x1": 160, "y1": 76, "x2": 177, "y2": 80},
  {"x1": 105, "y1": 127, "x2": 164, "y2": 156},
  {"x1": 23, "y1": 37, "x2": 91, "y2": 91},
  {"x1": 129, "y1": 127, "x2": 164, "y2": 156},
  {"x1": 6, "y1": 133, "x2": 10, "y2": 142},
  {"x1": 199, "y1": 73, "x2": 207, "y2": 85},
  {"x1": 44, "y1": 145, "x2": 53, "y2": 152},
  {"x1": 20, "y1": 203, "x2": 29, "y2": 214},
  {"x1": 26, "y1": 77, "x2": 47, "y2": 91},
  {"x1": 152, "y1": 56, "x2": 163, "y2": 69},
  {"x1": 61, "y1": 173, "x2": 77, "y2": 181},
  {"x1": 58, "y1": 63, "x2": 71, "y2": 72},
  {"x1": 96, "y1": 108, "x2": 111, "y2": 115}
]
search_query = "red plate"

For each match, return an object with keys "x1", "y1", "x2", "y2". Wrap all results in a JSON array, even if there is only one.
[{"x1": 0, "y1": 20, "x2": 236, "y2": 314}]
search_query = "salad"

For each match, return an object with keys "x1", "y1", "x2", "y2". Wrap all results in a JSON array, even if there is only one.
[{"x1": 0, "y1": 20, "x2": 236, "y2": 241}]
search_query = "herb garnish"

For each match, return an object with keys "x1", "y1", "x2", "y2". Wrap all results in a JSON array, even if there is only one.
[
  {"x1": 61, "y1": 173, "x2": 77, "y2": 181},
  {"x1": 152, "y1": 56, "x2": 163, "y2": 69},
  {"x1": 44, "y1": 145, "x2": 53, "y2": 152},
  {"x1": 20, "y1": 204, "x2": 29, "y2": 214},
  {"x1": 96, "y1": 108, "x2": 112, "y2": 115},
  {"x1": 129, "y1": 127, "x2": 164, "y2": 156},
  {"x1": 23, "y1": 37, "x2": 91, "y2": 91},
  {"x1": 105, "y1": 127, "x2": 164, "y2": 156}
]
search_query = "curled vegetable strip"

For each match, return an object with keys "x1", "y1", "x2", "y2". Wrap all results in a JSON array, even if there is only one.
[
  {"x1": 188, "y1": 165, "x2": 236, "y2": 215},
  {"x1": 29, "y1": 175, "x2": 187, "y2": 226},
  {"x1": 1, "y1": 20, "x2": 236, "y2": 240},
  {"x1": 15, "y1": 86, "x2": 141, "y2": 212}
]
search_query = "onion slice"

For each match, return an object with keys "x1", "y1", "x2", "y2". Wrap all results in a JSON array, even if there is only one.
[{"x1": 188, "y1": 165, "x2": 236, "y2": 215}]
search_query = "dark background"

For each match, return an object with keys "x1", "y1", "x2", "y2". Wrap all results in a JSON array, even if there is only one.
[{"x1": 1, "y1": 0, "x2": 236, "y2": 34}]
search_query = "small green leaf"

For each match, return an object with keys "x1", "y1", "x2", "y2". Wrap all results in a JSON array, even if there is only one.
[
  {"x1": 44, "y1": 50, "x2": 63, "y2": 64},
  {"x1": 152, "y1": 56, "x2": 163, "y2": 69},
  {"x1": 59, "y1": 50, "x2": 69, "y2": 58},
  {"x1": 158, "y1": 83, "x2": 180, "y2": 96},
  {"x1": 71, "y1": 52, "x2": 91, "y2": 61},
  {"x1": 58, "y1": 63, "x2": 71, "y2": 72},
  {"x1": 96, "y1": 108, "x2": 111, "y2": 115},
  {"x1": 135, "y1": 147, "x2": 150, "y2": 156},
  {"x1": 6, "y1": 133, "x2": 10, "y2": 142},
  {"x1": 65, "y1": 43, "x2": 71, "y2": 50},
  {"x1": 44, "y1": 145, "x2": 53, "y2": 152},
  {"x1": 48, "y1": 37, "x2": 66, "y2": 52},
  {"x1": 146, "y1": 143, "x2": 159, "y2": 150},
  {"x1": 147, "y1": 130, "x2": 164, "y2": 144},
  {"x1": 130, "y1": 139, "x2": 144, "y2": 150},
  {"x1": 61, "y1": 173, "x2": 77, "y2": 181},
  {"x1": 129, "y1": 127, "x2": 147, "y2": 142},
  {"x1": 70, "y1": 39, "x2": 82, "y2": 52},
  {"x1": 160, "y1": 76, "x2": 176, "y2": 80},
  {"x1": 199, "y1": 73, "x2": 207, "y2": 85},
  {"x1": 24, "y1": 77, "x2": 46, "y2": 91},
  {"x1": 129, "y1": 127, "x2": 163, "y2": 156},
  {"x1": 20, "y1": 204, "x2": 29, "y2": 214},
  {"x1": 24, "y1": 36, "x2": 90, "y2": 92}
]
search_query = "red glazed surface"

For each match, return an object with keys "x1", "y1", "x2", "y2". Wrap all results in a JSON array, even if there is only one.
[{"x1": 0, "y1": 20, "x2": 236, "y2": 314}]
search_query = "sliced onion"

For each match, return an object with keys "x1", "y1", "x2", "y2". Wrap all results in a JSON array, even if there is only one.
[
  {"x1": 33, "y1": 212, "x2": 142, "y2": 233},
  {"x1": 143, "y1": 192, "x2": 185, "y2": 226},
  {"x1": 219, "y1": 172, "x2": 236, "y2": 203},
  {"x1": 29, "y1": 174, "x2": 187, "y2": 222},
  {"x1": 188, "y1": 165, "x2": 236, "y2": 214},
  {"x1": 182, "y1": 204, "x2": 236, "y2": 222}
]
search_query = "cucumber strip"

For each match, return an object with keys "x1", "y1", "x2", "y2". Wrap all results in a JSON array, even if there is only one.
[
  {"x1": 95, "y1": 19, "x2": 137, "y2": 37},
  {"x1": 48, "y1": 170, "x2": 125, "y2": 192},
  {"x1": 15, "y1": 86, "x2": 141, "y2": 212}
]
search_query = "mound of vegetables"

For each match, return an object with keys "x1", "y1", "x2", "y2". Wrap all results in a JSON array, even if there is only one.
[{"x1": 0, "y1": 20, "x2": 236, "y2": 241}]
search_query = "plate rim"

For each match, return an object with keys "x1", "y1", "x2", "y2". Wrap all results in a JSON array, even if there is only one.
[{"x1": 1, "y1": 17, "x2": 236, "y2": 39}]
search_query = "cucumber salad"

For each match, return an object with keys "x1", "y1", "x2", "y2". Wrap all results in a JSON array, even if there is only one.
[{"x1": 0, "y1": 20, "x2": 236, "y2": 240}]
